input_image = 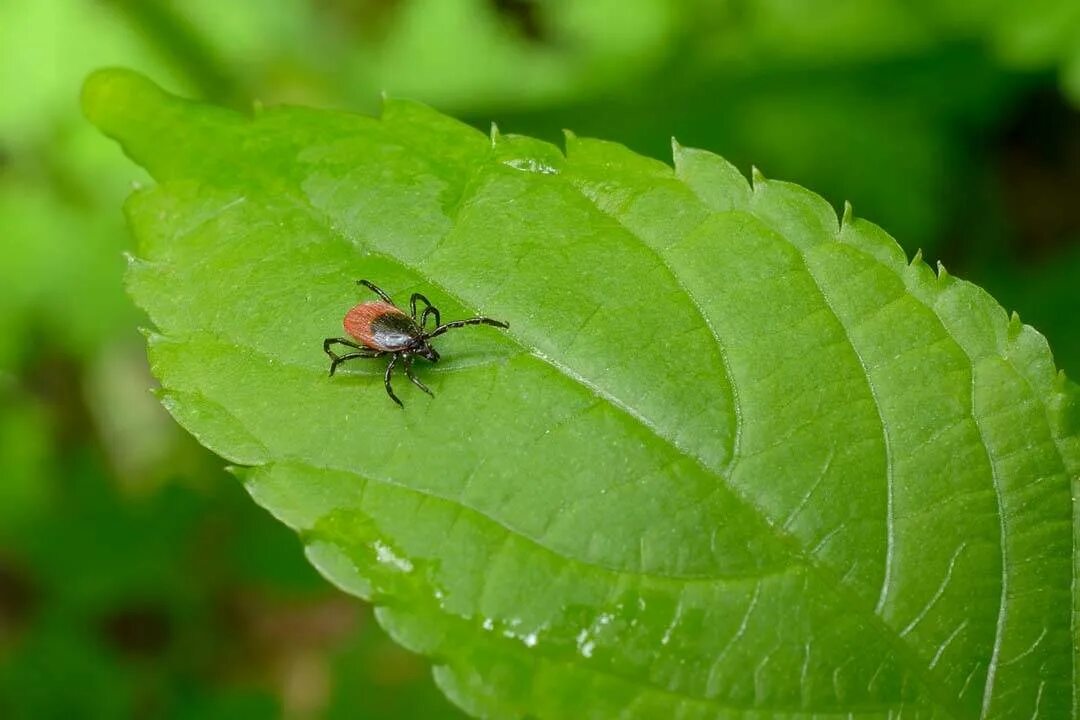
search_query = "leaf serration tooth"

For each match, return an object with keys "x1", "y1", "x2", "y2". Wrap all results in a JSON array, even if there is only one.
[
  {"x1": 137, "y1": 326, "x2": 163, "y2": 342},
  {"x1": 936, "y1": 261, "x2": 952, "y2": 283},
  {"x1": 1008, "y1": 311, "x2": 1023, "y2": 338},
  {"x1": 750, "y1": 165, "x2": 767, "y2": 189},
  {"x1": 670, "y1": 136, "x2": 683, "y2": 158}
]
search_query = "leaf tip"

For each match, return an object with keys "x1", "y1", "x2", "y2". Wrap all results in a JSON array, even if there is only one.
[
  {"x1": 489, "y1": 122, "x2": 502, "y2": 146},
  {"x1": 910, "y1": 248, "x2": 924, "y2": 266},
  {"x1": 936, "y1": 260, "x2": 952, "y2": 283},
  {"x1": 81, "y1": 67, "x2": 159, "y2": 134}
]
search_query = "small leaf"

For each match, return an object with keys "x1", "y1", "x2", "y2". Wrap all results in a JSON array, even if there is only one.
[{"x1": 85, "y1": 69, "x2": 1079, "y2": 719}]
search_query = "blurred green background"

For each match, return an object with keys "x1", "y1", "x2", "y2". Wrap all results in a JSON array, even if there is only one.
[{"x1": 1, "y1": 1, "x2": 1077, "y2": 718}]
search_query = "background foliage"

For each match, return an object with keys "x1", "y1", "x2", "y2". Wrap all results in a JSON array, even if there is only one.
[{"x1": 1, "y1": 1, "x2": 1077, "y2": 718}]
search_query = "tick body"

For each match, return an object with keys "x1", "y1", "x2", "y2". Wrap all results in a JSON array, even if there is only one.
[
  {"x1": 324, "y1": 280, "x2": 509, "y2": 407},
  {"x1": 343, "y1": 302, "x2": 421, "y2": 354}
]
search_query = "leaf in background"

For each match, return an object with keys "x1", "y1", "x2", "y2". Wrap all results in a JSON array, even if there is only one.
[
  {"x1": 878, "y1": 0, "x2": 1080, "y2": 107},
  {"x1": 335, "y1": 0, "x2": 674, "y2": 112},
  {"x1": 0, "y1": 445, "x2": 462, "y2": 720},
  {"x1": 166, "y1": 0, "x2": 679, "y2": 113},
  {"x1": 681, "y1": 0, "x2": 1080, "y2": 110},
  {"x1": 85, "y1": 69, "x2": 1079, "y2": 719},
  {"x1": 0, "y1": 384, "x2": 51, "y2": 534},
  {"x1": 0, "y1": 0, "x2": 188, "y2": 369}
]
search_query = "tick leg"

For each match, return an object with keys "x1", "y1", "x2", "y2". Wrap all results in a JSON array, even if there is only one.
[
  {"x1": 358, "y1": 279, "x2": 395, "y2": 305},
  {"x1": 384, "y1": 354, "x2": 403, "y2": 408},
  {"x1": 324, "y1": 337, "x2": 364, "y2": 358},
  {"x1": 328, "y1": 351, "x2": 381, "y2": 376},
  {"x1": 419, "y1": 305, "x2": 441, "y2": 331},
  {"x1": 404, "y1": 355, "x2": 434, "y2": 397},
  {"x1": 427, "y1": 317, "x2": 509, "y2": 339},
  {"x1": 324, "y1": 337, "x2": 379, "y2": 375},
  {"x1": 410, "y1": 293, "x2": 441, "y2": 329}
]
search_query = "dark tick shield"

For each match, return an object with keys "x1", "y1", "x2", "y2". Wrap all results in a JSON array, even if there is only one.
[{"x1": 324, "y1": 279, "x2": 509, "y2": 408}]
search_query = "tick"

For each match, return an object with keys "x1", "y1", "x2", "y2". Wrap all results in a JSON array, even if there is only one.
[{"x1": 323, "y1": 279, "x2": 509, "y2": 407}]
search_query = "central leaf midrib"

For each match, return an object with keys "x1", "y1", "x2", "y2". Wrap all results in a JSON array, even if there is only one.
[
  {"x1": 154, "y1": 325, "x2": 764, "y2": 583},
  {"x1": 166, "y1": 329, "x2": 778, "y2": 585}
]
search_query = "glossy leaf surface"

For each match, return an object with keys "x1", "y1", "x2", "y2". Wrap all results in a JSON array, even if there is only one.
[{"x1": 85, "y1": 69, "x2": 1080, "y2": 719}]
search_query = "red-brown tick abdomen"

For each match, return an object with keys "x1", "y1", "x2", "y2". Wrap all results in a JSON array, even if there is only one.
[{"x1": 344, "y1": 302, "x2": 417, "y2": 351}]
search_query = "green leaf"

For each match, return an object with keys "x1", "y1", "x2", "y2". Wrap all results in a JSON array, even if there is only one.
[{"x1": 85, "y1": 68, "x2": 1079, "y2": 719}]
